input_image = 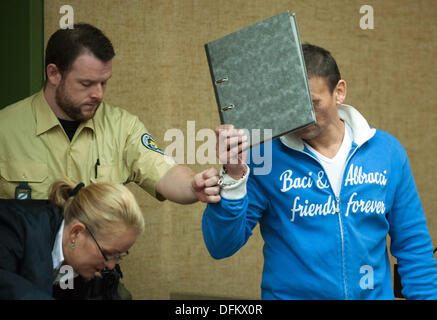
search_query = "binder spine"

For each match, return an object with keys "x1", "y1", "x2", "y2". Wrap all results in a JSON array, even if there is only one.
[
  {"x1": 204, "y1": 44, "x2": 226, "y2": 124},
  {"x1": 290, "y1": 13, "x2": 316, "y2": 124}
]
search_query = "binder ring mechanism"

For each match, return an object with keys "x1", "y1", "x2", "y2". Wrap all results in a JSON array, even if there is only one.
[
  {"x1": 215, "y1": 76, "x2": 228, "y2": 84},
  {"x1": 222, "y1": 104, "x2": 234, "y2": 112},
  {"x1": 215, "y1": 77, "x2": 234, "y2": 111}
]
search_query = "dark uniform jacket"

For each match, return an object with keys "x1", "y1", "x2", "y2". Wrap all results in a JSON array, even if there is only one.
[{"x1": 0, "y1": 200, "x2": 63, "y2": 299}]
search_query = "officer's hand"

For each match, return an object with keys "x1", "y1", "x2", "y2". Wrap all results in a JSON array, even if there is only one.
[
  {"x1": 215, "y1": 124, "x2": 248, "y2": 179},
  {"x1": 191, "y1": 167, "x2": 221, "y2": 203}
]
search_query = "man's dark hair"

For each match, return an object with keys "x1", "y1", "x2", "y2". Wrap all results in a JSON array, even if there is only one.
[
  {"x1": 45, "y1": 23, "x2": 115, "y2": 80},
  {"x1": 302, "y1": 43, "x2": 341, "y2": 93}
]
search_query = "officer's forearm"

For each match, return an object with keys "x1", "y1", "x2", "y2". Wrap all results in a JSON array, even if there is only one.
[{"x1": 156, "y1": 165, "x2": 198, "y2": 204}]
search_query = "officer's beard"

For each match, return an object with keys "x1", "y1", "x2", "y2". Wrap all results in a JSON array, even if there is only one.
[{"x1": 55, "y1": 79, "x2": 99, "y2": 122}]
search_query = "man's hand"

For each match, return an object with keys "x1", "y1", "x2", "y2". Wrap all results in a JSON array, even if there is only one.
[
  {"x1": 156, "y1": 124, "x2": 248, "y2": 204},
  {"x1": 156, "y1": 165, "x2": 221, "y2": 204},
  {"x1": 215, "y1": 124, "x2": 248, "y2": 179},
  {"x1": 192, "y1": 167, "x2": 221, "y2": 203}
]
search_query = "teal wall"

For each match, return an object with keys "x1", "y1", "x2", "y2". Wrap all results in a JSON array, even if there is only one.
[{"x1": 0, "y1": 0, "x2": 44, "y2": 109}]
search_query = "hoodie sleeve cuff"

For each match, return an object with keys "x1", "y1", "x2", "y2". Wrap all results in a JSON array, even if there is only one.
[{"x1": 219, "y1": 165, "x2": 250, "y2": 200}]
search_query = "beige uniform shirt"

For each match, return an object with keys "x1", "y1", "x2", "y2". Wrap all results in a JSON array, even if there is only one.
[{"x1": 0, "y1": 90, "x2": 175, "y2": 199}]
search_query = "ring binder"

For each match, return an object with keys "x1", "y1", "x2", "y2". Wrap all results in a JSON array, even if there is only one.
[{"x1": 205, "y1": 11, "x2": 316, "y2": 148}]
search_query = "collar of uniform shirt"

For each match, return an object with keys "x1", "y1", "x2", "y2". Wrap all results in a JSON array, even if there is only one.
[
  {"x1": 34, "y1": 90, "x2": 96, "y2": 136},
  {"x1": 51, "y1": 220, "x2": 79, "y2": 284},
  {"x1": 52, "y1": 220, "x2": 65, "y2": 272}
]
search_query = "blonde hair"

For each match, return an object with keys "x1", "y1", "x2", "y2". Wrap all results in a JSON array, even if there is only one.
[{"x1": 49, "y1": 178, "x2": 145, "y2": 237}]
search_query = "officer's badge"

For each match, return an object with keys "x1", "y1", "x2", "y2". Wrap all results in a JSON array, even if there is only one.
[
  {"x1": 15, "y1": 182, "x2": 32, "y2": 200},
  {"x1": 141, "y1": 134, "x2": 164, "y2": 155}
]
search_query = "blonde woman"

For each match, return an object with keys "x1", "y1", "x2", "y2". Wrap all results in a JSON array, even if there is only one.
[{"x1": 0, "y1": 179, "x2": 144, "y2": 300}]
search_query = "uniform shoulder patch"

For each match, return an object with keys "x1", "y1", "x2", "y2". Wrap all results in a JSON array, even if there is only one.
[{"x1": 141, "y1": 133, "x2": 165, "y2": 155}]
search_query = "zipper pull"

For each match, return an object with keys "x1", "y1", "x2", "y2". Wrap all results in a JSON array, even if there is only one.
[{"x1": 336, "y1": 196, "x2": 340, "y2": 213}]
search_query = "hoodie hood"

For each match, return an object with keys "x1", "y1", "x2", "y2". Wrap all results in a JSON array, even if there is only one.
[{"x1": 280, "y1": 104, "x2": 376, "y2": 151}]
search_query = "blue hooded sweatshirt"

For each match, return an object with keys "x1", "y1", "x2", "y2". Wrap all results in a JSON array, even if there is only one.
[{"x1": 202, "y1": 105, "x2": 437, "y2": 299}]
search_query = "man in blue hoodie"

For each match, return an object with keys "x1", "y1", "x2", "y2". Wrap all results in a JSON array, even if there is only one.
[{"x1": 202, "y1": 44, "x2": 437, "y2": 299}]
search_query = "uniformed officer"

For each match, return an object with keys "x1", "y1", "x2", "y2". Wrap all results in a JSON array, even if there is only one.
[{"x1": 0, "y1": 23, "x2": 220, "y2": 204}]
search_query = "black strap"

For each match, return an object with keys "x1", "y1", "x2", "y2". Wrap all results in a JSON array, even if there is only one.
[{"x1": 70, "y1": 183, "x2": 85, "y2": 197}]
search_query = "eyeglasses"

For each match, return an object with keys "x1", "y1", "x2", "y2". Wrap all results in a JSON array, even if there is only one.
[{"x1": 81, "y1": 222, "x2": 129, "y2": 262}]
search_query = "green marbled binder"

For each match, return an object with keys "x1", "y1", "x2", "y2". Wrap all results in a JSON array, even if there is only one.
[{"x1": 205, "y1": 11, "x2": 315, "y2": 147}]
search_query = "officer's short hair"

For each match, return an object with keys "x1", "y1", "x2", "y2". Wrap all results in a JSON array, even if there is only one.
[
  {"x1": 302, "y1": 43, "x2": 341, "y2": 93},
  {"x1": 45, "y1": 23, "x2": 115, "y2": 80}
]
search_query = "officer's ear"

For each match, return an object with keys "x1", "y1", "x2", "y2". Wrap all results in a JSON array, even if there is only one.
[
  {"x1": 46, "y1": 63, "x2": 63, "y2": 86},
  {"x1": 68, "y1": 221, "x2": 87, "y2": 243}
]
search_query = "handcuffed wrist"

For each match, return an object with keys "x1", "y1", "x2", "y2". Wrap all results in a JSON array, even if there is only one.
[{"x1": 218, "y1": 165, "x2": 250, "y2": 199}]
